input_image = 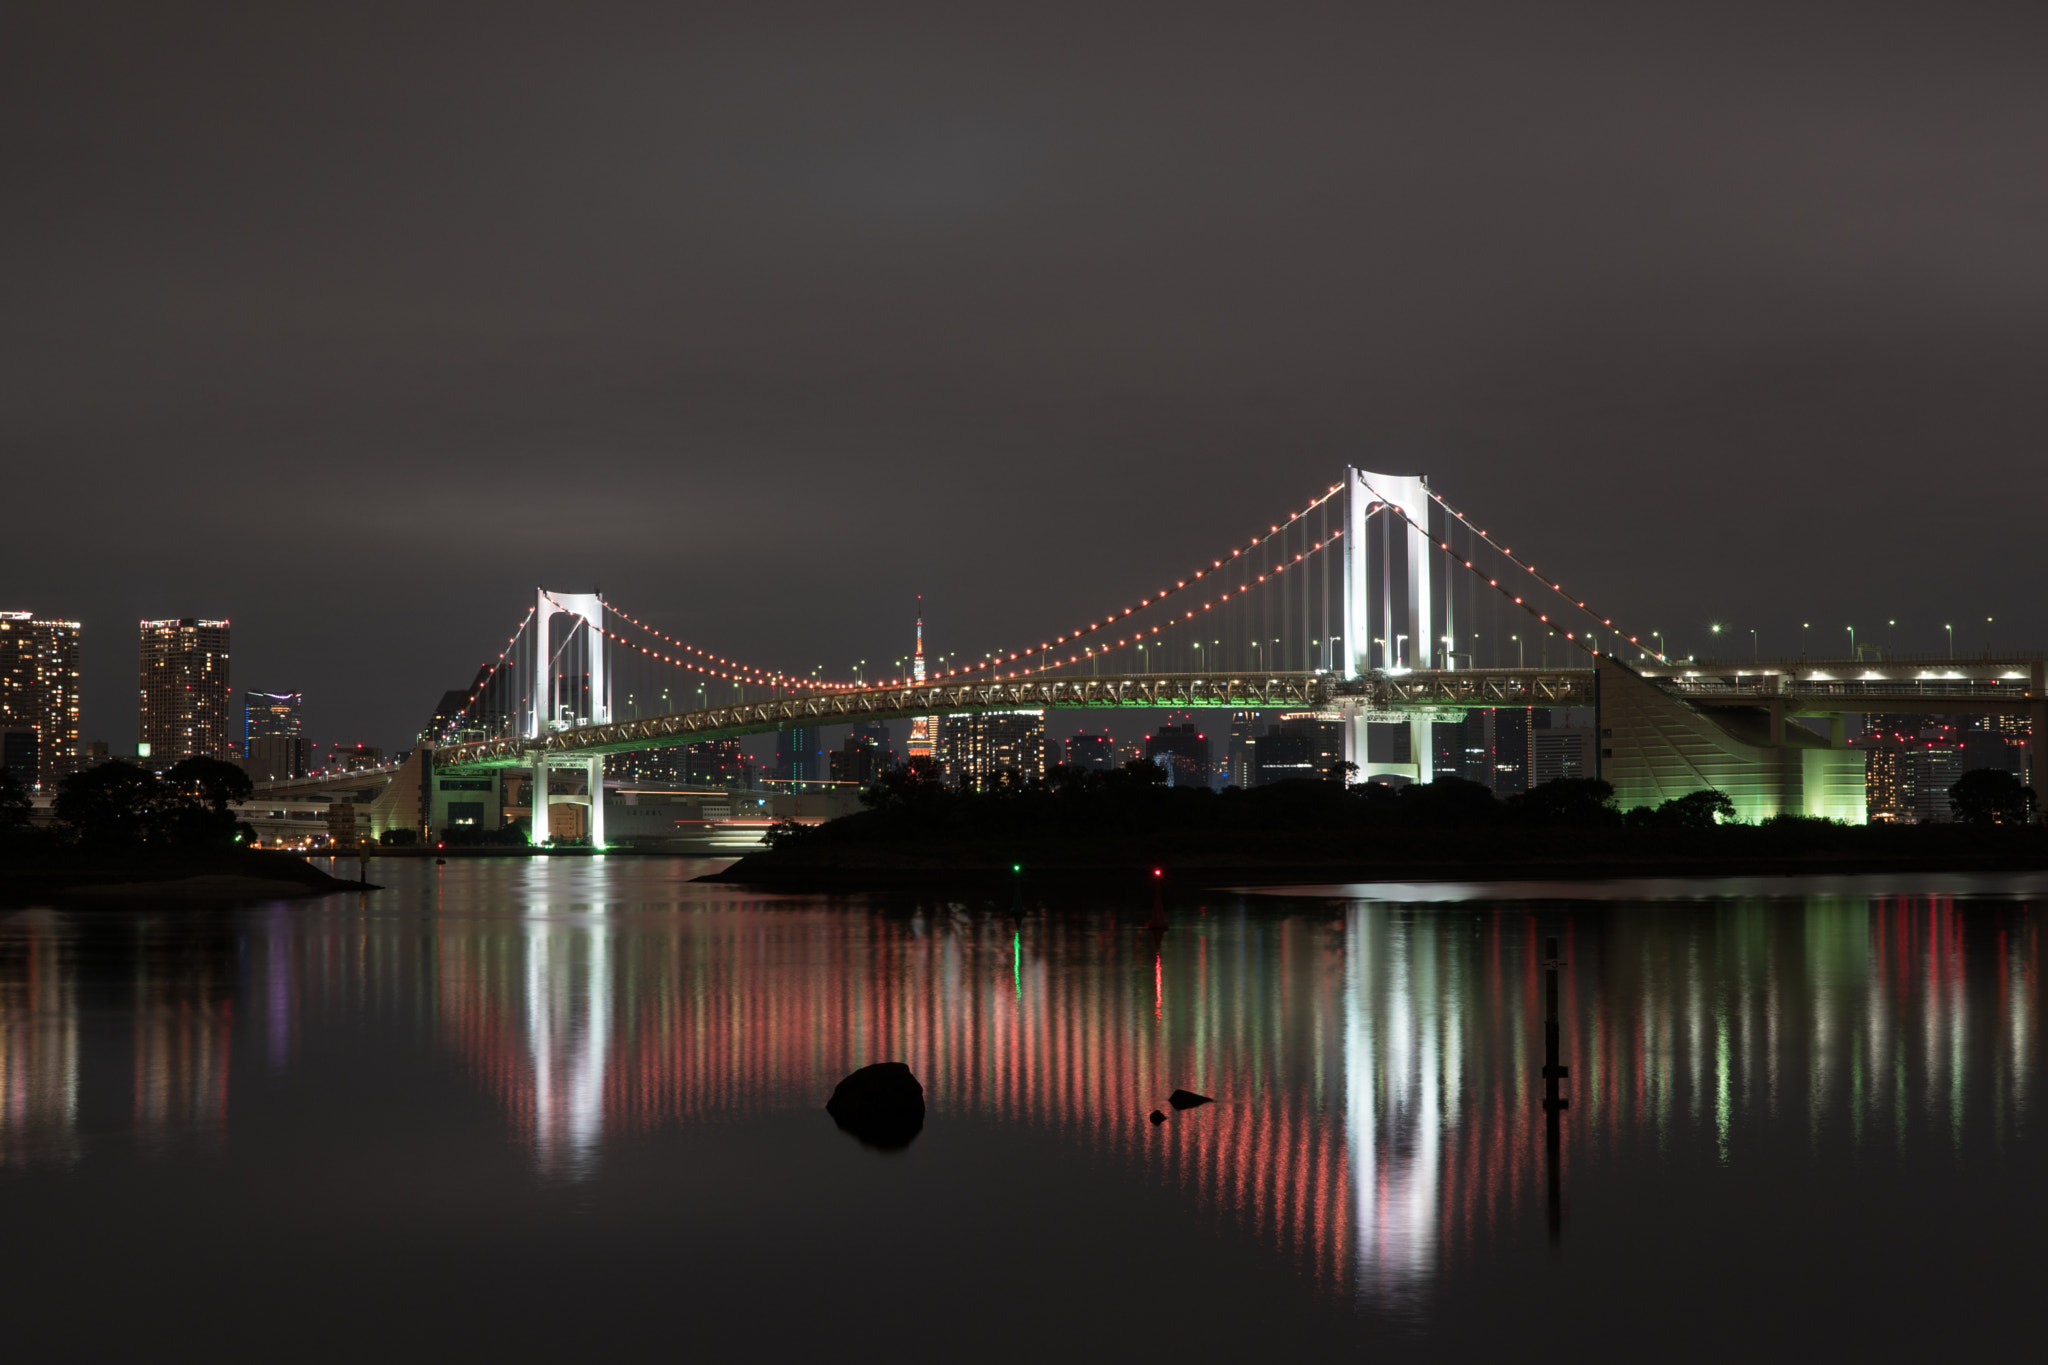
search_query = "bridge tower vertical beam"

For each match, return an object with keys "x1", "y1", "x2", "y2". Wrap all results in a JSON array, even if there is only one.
[
  {"x1": 533, "y1": 589, "x2": 609, "y2": 737},
  {"x1": 1340, "y1": 467, "x2": 1436, "y2": 784},
  {"x1": 587, "y1": 754, "x2": 606, "y2": 849}
]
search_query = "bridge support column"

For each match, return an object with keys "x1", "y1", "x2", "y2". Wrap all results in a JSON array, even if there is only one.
[
  {"x1": 1410, "y1": 714, "x2": 1434, "y2": 785},
  {"x1": 532, "y1": 755, "x2": 550, "y2": 845},
  {"x1": 587, "y1": 755, "x2": 606, "y2": 849},
  {"x1": 1342, "y1": 703, "x2": 1367, "y2": 783}
]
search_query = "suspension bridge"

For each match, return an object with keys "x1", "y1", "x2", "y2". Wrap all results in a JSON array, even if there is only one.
[{"x1": 256, "y1": 466, "x2": 2048, "y2": 842}]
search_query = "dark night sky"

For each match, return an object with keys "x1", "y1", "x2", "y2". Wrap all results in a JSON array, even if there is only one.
[{"x1": 6, "y1": 2, "x2": 2046, "y2": 752}]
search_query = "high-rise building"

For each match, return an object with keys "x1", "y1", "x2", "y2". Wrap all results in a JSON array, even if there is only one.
[
  {"x1": 686, "y1": 739, "x2": 749, "y2": 786},
  {"x1": 243, "y1": 690, "x2": 307, "y2": 783},
  {"x1": 1064, "y1": 731, "x2": 1116, "y2": 772},
  {"x1": 907, "y1": 601, "x2": 936, "y2": 763},
  {"x1": 1863, "y1": 743, "x2": 1916, "y2": 822},
  {"x1": 776, "y1": 726, "x2": 823, "y2": 782},
  {"x1": 829, "y1": 722, "x2": 896, "y2": 787},
  {"x1": 420, "y1": 664, "x2": 496, "y2": 747},
  {"x1": 1226, "y1": 711, "x2": 1261, "y2": 787},
  {"x1": 1, "y1": 726, "x2": 37, "y2": 788},
  {"x1": 1530, "y1": 727, "x2": 1597, "y2": 787},
  {"x1": 1489, "y1": 708, "x2": 1531, "y2": 796},
  {"x1": 1252, "y1": 711, "x2": 1343, "y2": 785},
  {"x1": 1145, "y1": 723, "x2": 1213, "y2": 788},
  {"x1": 138, "y1": 619, "x2": 231, "y2": 767},
  {"x1": 941, "y1": 710, "x2": 1045, "y2": 790},
  {"x1": 0, "y1": 612, "x2": 82, "y2": 789}
]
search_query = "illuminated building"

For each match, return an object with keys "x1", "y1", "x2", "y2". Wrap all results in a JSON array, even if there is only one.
[
  {"x1": 1145, "y1": 723, "x2": 1212, "y2": 788},
  {"x1": 419, "y1": 664, "x2": 494, "y2": 747},
  {"x1": 907, "y1": 601, "x2": 935, "y2": 762},
  {"x1": 829, "y1": 722, "x2": 895, "y2": 786},
  {"x1": 1, "y1": 726, "x2": 36, "y2": 788},
  {"x1": 1064, "y1": 730, "x2": 1115, "y2": 772},
  {"x1": 1489, "y1": 708, "x2": 1529, "y2": 795},
  {"x1": 940, "y1": 710, "x2": 1045, "y2": 790},
  {"x1": 243, "y1": 690, "x2": 306, "y2": 782},
  {"x1": 775, "y1": 727, "x2": 823, "y2": 782},
  {"x1": 1530, "y1": 726, "x2": 1597, "y2": 786},
  {"x1": 322, "y1": 743, "x2": 384, "y2": 773},
  {"x1": 0, "y1": 612, "x2": 81, "y2": 789},
  {"x1": 1254, "y1": 711, "x2": 1343, "y2": 785},
  {"x1": 1863, "y1": 744, "x2": 1915, "y2": 822},
  {"x1": 138, "y1": 618, "x2": 231, "y2": 767},
  {"x1": 1225, "y1": 710, "x2": 1260, "y2": 787}
]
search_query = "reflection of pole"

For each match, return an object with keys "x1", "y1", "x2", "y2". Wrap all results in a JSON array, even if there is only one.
[{"x1": 1542, "y1": 935, "x2": 1569, "y2": 1243}]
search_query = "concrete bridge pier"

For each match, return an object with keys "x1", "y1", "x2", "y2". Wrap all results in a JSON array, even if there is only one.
[{"x1": 531, "y1": 753, "x2": 607, "y2": 847}]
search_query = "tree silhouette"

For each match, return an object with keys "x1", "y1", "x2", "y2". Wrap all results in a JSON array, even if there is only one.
[{"x1": 1948, "y1": 767, "x2": 2036, "y2": 825}]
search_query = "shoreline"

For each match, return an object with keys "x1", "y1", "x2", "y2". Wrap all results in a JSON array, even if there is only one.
[{"x1": 703, "y1": 848, "x2": 2048, "y2": 890}]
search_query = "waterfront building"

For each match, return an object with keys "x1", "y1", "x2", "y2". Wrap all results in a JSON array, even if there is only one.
[
  {"x1": 244, "y1": 690, "x2": 307, "y2": 782},
  {"x1": 1530, "y1": 727, "x2": 1597, "y2": 787},
  {"x1": 1225, "y1": 710, "x2": 1260, "y2": 787},
  {"x1": 138, "y1": 618, "x2": 231, "y2": 767},
  {"x1": 1254, "y1": 711, "x2": 1343, "y2": 785},
  {"x1": 1145, "y1": 723, "x2": 1213, "y2": 788},
  {"x1": 1064, "y1": 731, "x2": 1116, "y2": 772},
  {"x1": 686, "y1": 739, "x2": 749, "y2": 786},
  {"x1": 829, "y1": 722, "x2": 896, "y2": 787},
  {"x1": 940, "y1": 710, "x2": 1045, "y2": 790},
  {"x1": 323, "y1": 743, "x2": 384, "y2": 773},
  {"x1": 775, "y1": 726, "x2": 823, "y2": 783},
  {"x1": 1, "y1": 726, "x2": 36, "y2": 788},
  {"x1": 1489, "y1": 708, "x2": 1530, "y2": 796},
  {"x1": 0, "y1": 611, "x2": 82, "y2": 789}
]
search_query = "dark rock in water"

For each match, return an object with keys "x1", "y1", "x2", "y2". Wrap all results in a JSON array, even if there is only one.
[
  {"x1": 1168, "y1": 1088, "x2": 1213, "y2": 1110},
  {"x1": 827, "y1": 1062, "x2": 926, "y2": 1150},
  {"x1": 1149, "y1": 1110, "x2": 1167, "y2": 1125}
]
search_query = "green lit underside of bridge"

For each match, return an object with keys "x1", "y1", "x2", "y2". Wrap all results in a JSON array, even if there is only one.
[{"x1": 428, "y1": 669, "x2": 1597, "y2": 774}]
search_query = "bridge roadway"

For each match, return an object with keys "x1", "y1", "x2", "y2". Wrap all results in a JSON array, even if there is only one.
[{"x1": 429, "y1": 668, "x2": 1598, "y2": 774}]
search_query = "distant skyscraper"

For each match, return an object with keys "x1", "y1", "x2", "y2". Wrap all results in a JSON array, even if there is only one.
[
  {"x1": 829, "y1": 721, "x2": 896, "y2": 787},
  {"x1": 1, "y1": 726, "x2": 37, "y2": 788},
  {"x1": 244, "y1": 690, "x2": 307, "y2": 782},
  {"x1": 941, "y1": 710, "x2": 1045, "y2": 790},
  {"x1": 1530, "y1": 727, "x2": 1596, "y2": 786},
  {"x1": 685, "y1": 739, "x2": 749, "y2": 786},
  {"x1": 1226, "y1": 710, "x2": 1261, "y2": 787},
  {"x1": 139, "y1": 619, "x2": 231, "y2": 767},
  {"x1": 1254, "y1": 711, "x2": 1343, "y2": 785},
  {"x1": 908, "y1": 600, "x2": 935, "y2": 763},
  {"x1": 1064, "y1": 731, "x2": 1116, "y2": 771},
  {"x1": 1145, "y1": 723, "x2": 1213, "y2": 788},
  {"x1": 776, "y1": 726, "x2": 823, "y2": 782},
  {"x1": 0, "y1": 612, "x2": 81, "y2": 789}
]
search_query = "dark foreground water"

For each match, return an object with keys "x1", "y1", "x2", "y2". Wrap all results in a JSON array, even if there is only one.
[{"x1": 2, "y1": 860, "x2": 2043, "y2": 1362}]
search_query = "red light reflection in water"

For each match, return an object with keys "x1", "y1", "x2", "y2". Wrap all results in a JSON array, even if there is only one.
[{"x1": 0, "y1": 895, "x2": 2034, "y2": 1306}]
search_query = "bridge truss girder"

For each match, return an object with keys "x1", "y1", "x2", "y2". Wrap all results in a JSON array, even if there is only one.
[{"x1": 428, "y1": 669, "x2": 1602, "y2": 774}]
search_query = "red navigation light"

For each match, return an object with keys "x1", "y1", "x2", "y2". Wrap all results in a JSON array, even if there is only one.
[{"x1": 1152, "y1": 868, "x2": 1163, "y2": 878}]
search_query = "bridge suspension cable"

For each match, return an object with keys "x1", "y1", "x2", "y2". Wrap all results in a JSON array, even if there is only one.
[{"x1": 1352, "y1": 471, "x2": 1670, "y2": 665}]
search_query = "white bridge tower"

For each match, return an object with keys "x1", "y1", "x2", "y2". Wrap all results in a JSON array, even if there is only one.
[
  {"x1": 1340, "y1": 467, "x2": 1442, "y2": 785},
  {"x1": 530, "y1": 589, "x2": 610, "y2": 849}
]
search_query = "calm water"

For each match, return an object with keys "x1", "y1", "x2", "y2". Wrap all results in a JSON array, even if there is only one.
[{"x1": 1, "y1": 860, "x2": 2042, "y2": 1362}]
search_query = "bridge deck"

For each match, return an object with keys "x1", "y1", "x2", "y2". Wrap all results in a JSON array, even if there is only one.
[{"x1": 429, "y1": 669, "x2": 1597, "y2": 772}]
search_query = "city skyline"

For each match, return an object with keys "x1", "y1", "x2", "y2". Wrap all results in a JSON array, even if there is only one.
[{"x1": 6, "y1": 3, "x2": 2047, "y2": 752}]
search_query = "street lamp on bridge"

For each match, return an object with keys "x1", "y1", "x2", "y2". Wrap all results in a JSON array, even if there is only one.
[{"x1": 1945, "y1": 624, "x2": 1954, "y2": 659}]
